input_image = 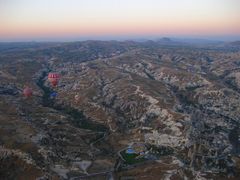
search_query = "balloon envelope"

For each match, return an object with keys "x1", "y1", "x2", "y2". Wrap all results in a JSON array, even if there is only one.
[
  {"x1": 51, "y1": 79, "x2": 58, "y2": 87},
  {"x1": 23, "y1": 87, "x2": 33, "y2": 98},
  {"x1": 48, "y1": 73, "x2": 60, "y2": 80},
  {"x1": 50, "y1": 92, "x2": 57, "y2": 98},
  {"x1": 48, "y1": 73, "x2": 60, "y2": 87}
]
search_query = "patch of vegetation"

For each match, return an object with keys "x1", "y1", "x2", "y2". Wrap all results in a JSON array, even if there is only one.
[
  {"x1": 59, "y1": 106, "x2": 108, "y2": 132},
  {"x1": 147, "y1": 145, "x2": 174, "y2": 157}
]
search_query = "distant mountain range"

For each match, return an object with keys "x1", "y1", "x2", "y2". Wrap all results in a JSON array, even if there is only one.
[
  {"x1": 228, "y1": 41, "x2": 240, "y2": 46},
  {"x1": 131, "y1": 37, "x2": 240, "y2": 45}
]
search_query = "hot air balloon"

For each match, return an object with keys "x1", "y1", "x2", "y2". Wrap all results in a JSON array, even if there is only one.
[
  {"x1": 51, "y1": 79, "x2": 58, "y2": 87},
  {"x1": 48, "y1": 73, "x2": 60, "y2": 87},
  {"x1": 50, "y1": 91, "x2": 57, "y2": 99},
  {"x1": 23, "y1": 87, "x2": 33, "y2": 98}
]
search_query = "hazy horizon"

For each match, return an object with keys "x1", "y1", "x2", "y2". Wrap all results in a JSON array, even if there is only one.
[
  {"x1": 0, "y1": 35, "x2": 240, "y2": 43},
  {"x1": 0, "y1": 0, "x2": 240, "y2": 42}
]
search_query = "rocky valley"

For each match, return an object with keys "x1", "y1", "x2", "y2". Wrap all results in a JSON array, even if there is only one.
[{"x1": 0, "y1": 40, "x2": 240, "y2": 179}]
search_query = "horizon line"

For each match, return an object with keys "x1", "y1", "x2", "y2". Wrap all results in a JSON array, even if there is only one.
[{"x1": 0, "y1": 35, "x2": 240, "y2": 43}]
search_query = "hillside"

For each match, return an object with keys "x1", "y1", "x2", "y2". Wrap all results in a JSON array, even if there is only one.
[{"x1": 0, "y1": 41, "x2": 240, "y2": 179}]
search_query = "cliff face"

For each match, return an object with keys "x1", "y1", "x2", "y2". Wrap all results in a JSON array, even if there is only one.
[{"x1": 0, "y1": 41, "x2": 240, "y2": 179}]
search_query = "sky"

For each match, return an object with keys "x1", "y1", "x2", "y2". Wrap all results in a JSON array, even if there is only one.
[{"x1": 0, "y1": 0, "x2": 240, "y2": 41}]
